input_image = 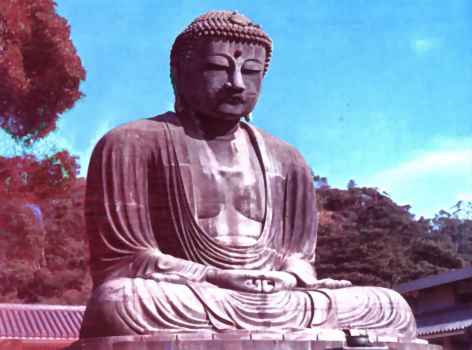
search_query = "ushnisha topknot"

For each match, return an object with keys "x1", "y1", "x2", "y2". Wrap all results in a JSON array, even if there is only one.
[{"x1": 170, "y1": 10, "x2": 273, "y2": 76}]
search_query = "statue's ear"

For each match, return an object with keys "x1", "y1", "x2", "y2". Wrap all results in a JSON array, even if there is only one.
[
  {"x1": 174, "y1": 93, "x2": 185, "y2": 113},
  {"x1": 172, "y1": 65, "x2": 189, "y2": 114},
  {"x1": 170, "y1": 65, "x2": 179, "y2": 93}
]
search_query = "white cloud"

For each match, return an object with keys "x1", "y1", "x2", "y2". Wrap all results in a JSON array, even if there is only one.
[
  {"x1": 364, "y1": 142, "x2": 472, "y2": 217},
  {"x1": 369, "y1": 149, "x2": 472, "y2": 185},
  {"x1": 75, "y1": 119, "x2": 112, "y2": 176},
  {"x1": 457, "y1": 193, "x2": 472, "y2": 201},
  {"x1": 411, "y1": 37, "x2": 440, "y2": 55}
]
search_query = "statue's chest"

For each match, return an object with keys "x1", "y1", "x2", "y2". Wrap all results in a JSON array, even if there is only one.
[{"x1": 187, "y1": 134, "x2": 265, "y2": 222}]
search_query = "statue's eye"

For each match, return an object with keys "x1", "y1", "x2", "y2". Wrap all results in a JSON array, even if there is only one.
[
  {"x1": 205, "y1": 63, "x2": 229, "y2": 71},
  {"x1": 242, "y1": 68, "x2": 262, "y2": 75},
  {"x1": 242, "y1": 62, "x2": 263, "y2": 74},
  {"x1": 205, "y1": 56, "x2": 230, "y2": 71}
]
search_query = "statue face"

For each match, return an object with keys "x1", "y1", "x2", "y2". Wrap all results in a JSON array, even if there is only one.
[{"x1": 180, "y1": 39, "x2": 266, "y2": 120}]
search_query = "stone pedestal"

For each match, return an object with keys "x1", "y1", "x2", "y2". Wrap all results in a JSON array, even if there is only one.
[{"x1": 66, "y1": 331, "x2": 441, "y2": 350}]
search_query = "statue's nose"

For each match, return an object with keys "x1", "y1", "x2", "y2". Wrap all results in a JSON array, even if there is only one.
[{"x1": 230, "y1": 69, "x2": 246, "y2": 92}]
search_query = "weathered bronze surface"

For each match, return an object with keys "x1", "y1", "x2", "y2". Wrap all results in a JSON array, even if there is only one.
[
  {"x1": 69, "y1": 334, "x2": 439, "y2": 350},
  {"x1": 79, "y1": 11, "x2": 417, "y2": 341}
]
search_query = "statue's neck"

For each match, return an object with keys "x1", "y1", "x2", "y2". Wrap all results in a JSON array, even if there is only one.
[{"x1": 180, "y1": 111, "x2": 242, "y2": 141}]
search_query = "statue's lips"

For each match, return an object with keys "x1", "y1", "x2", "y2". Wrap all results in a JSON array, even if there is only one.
[{"x1": 222, "y1": 95, "x2": 245, "y2": 105}]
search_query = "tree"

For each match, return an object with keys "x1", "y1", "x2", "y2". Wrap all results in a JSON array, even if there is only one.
[
  {"x1": 0, "y1": 0, "x2": 89, "y2": 305},
  {"x1": 0, "y1": 0, "x2": 85, "y2": 144},
  {"x1": 347, "y1": 179, "x2": 357, "y2": 190},
  {"x1": 313, "y1": 174, "x2": 329, "y2": 189},
  {"x1": 315, "y1": 187, "x2": 463, "y2": 287},
  {"x1": 0, "y1": 175, "x2": 91, "y2": 304},
  {"x1": 429, "y1": 201, "x2": 472, "y2": 263},
  {"x1": 0, "y1": 1, "x2": 89, "y2": 304},
  {"x1": 0, "y1": 151, "x2": 79, "y2": 198}
]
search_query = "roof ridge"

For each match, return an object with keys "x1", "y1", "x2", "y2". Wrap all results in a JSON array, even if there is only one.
[
  {"x1": 394, "y1": 266, "x2": 472, "y2": 293},
  {"x1": 0, "y1": 303, "x2": 85, "y2": 311}
]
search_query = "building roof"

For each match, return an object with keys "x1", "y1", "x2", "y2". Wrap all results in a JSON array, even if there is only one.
[
  {"x1": 394, "y1": 267, "x2": 472, "y2": 294},
  {"x1": 0, "y1": 303, "x2": 84, "y2": 339},
  {"x1": 416, "y1": 306, "x2": 472, "y2": 337}
]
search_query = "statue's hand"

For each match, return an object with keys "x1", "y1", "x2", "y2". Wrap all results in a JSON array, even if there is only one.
[
  {"x1": 260, "y1": 271, "x2": 298, "y2": 292},
  {"x1": 206, "y1": 269, "x2": 297, "y2": 293},
  {"x1": 305, "y1": 278, "x2": 352, "y2": 289},
  {"x1": 145, "y1": 272, "x2": 188, "y2": 284}
]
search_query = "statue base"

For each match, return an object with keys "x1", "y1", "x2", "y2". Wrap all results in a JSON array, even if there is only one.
[{"x1": 65, "y1": 330, "x2": 441, "y2": 350}]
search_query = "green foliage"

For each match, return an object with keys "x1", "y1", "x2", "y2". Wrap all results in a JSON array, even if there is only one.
[
  {"x1": 316, "y1": 187, "x2": 463, "y2": 287},
  {"x1": 428, "y1": 201, "x2": 472, "y2": 263},
  {"x1": 313, "y1": 173, "x2": 329, "y2": 189},
  {"x1": 347, "y1": 179, "x2": 357, "y2": 190}
]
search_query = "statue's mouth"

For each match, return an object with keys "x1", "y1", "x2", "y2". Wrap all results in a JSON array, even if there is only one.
[{"x1": 224, "y1": 95, "x2": 245, "y2": 104}]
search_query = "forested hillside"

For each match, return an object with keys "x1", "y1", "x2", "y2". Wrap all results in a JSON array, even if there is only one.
[{"x1": 315, "y1": 186, "x2": 469, "y2": 287}]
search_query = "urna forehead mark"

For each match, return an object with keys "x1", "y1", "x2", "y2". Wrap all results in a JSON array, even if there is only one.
[{"x1": 202, "y1": 40, "x2": 267, "y2": 63}]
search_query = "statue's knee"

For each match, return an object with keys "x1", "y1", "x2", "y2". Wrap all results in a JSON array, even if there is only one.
[{"x1": 80, "y1": 278, "x2": 136, "y2": 337}]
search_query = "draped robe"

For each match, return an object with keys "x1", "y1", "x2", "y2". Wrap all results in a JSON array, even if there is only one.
[{"x1": 79, "y1": 112, "x2": 416, "y2": 339}]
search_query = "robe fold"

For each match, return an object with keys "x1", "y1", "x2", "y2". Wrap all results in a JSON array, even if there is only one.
[{"x1": 80, "y1": 113, "x2": 416, "y2": 339}]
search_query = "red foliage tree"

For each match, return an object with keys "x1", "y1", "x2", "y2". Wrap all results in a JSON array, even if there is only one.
[
  {"x1": 0, "y1": 0, "x2": 85, "y2": 144},
  {"x1": 0, "y1": 154, "x2": 91, "y2": 304},
  {"x1": 0, "y1": 150, "x2": 79, "y2": 198},
  {"x1": 0, "y1": 1, "x2": 89, "y2": 304}
]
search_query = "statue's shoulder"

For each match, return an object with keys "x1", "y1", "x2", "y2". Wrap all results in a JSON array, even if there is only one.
[
  {"x1": 250, "y1": 124, "x2": 309, "y2": 168},
  {"x1": 99, "y1": 112, "x2": 178, "y2": 145}
]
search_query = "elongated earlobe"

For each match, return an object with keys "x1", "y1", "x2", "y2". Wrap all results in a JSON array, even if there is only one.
[{"x1": 174, "y1": 94, "x2": 184, "y2": 113}]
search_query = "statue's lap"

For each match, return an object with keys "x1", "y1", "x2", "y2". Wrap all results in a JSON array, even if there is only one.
[{"x1": 80, "y1": 277, "x2": 415, "y2": 339}]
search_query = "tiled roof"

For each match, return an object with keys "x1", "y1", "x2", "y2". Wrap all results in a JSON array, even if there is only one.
[
  {"x1": 416, "y1": 306, "x2": 472, "y2": 337},
  {"x1": 394, "y1": 267, "x2": 472, "y2": 294},
  {"x1": 0, "y1": 303, "x2": 85, "y2": 339}
]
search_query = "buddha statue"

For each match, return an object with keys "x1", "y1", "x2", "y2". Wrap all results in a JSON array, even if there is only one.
[{"x1": 79, "y1": 10, "x2": 416, "y2": 340}]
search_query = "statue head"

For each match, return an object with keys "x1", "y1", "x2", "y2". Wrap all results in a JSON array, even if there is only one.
[{"x1": 170, "y1": 11, "x2": 273, "y2": 120}]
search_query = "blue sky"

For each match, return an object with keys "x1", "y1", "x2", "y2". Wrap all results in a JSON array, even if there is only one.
[{"x1": 2, "y1": 1, "x2": 470, "y2": 218}]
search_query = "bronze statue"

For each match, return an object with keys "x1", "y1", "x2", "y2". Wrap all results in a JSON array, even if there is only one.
[{"x1": 79, "y1": 11, "x2": 416, "y2": 339}]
